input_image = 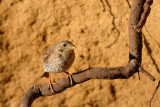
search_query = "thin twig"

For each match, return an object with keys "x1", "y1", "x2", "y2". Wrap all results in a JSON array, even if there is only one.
[
  {"x1": 139, "y1": 67, "x2": 155, "y2": 81},
  {"x1": 53, "y1": 0, "x2": 63, "y2": 40},
  {"x1": 149, "y1": 80, "x2": 160, "y2": 107}
]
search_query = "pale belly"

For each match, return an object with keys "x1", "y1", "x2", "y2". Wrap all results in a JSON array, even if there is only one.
[{"x1": 43, "y1": 59, "x2": 64, "y2": 73}]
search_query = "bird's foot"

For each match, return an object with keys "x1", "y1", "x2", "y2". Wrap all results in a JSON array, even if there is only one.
[
  {"x1": 65, "y1": 72, "x2": 73, "y2": 86},
  {"x1": 48, "y1": 81, "x2": 55, "y2": 92}
]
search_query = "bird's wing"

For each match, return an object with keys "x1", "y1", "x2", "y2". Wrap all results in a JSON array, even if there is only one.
[{"x1": 43, "y1": 45, "x2": 56, "y2": 63}]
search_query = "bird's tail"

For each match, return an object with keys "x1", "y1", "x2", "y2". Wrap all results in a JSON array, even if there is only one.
[{"x1": 41, "y1": 72, "x2": 49, "y2": 78}]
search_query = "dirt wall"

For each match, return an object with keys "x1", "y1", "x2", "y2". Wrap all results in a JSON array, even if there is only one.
[{"x1": 0, "y1": 0, "x2": 160, "y2": 107}]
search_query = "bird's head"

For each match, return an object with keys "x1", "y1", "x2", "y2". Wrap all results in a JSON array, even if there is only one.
[{"x1": 56, "y1": 40, "x2": 76, "y2": 53}]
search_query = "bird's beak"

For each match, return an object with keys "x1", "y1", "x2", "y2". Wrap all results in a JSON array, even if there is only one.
[{"x1": 69, "y1": 45, "x2": 76, "y2": 50}]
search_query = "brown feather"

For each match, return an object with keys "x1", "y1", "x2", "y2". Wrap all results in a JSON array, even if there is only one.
[{"x1": 43, "y1": 46, "x2": 55, "y2": 62}]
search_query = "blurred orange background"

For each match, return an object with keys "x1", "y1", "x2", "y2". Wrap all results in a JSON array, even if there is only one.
[{"x1": 0, "y1": 0, "x2": 160, "y2": 107}]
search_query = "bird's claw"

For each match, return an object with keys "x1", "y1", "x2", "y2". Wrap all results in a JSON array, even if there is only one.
[
  {"x1": 48, "y1": 81, "x2": 55, "y2": 92},
  {"x1": 67, "y1": 74, "x2": 73, "y2": 86}
]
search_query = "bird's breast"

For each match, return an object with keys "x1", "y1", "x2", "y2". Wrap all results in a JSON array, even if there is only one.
[{"x1": 43, "y1": 50, "x2": 75, "y2": 73}]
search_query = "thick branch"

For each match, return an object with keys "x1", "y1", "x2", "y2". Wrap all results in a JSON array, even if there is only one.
[
  {"x1": 20, "y1": 63, "x2": 136, "y2": 107},
  {"x1": 129, "y1": 0, "x2": 143, "y2": 65},
  {"x1": 20, "y1": 62, "x2": 155, "y2": 107}
]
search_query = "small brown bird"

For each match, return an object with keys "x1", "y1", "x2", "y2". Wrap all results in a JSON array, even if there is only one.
[{"x1": 41, "y1": 40, "x2": 75, "y2": 92}]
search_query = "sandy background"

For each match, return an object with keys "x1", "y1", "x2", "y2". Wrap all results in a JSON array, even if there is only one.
[{"x1": 0, "y1": 0, "x2": 160, "y2": 107}]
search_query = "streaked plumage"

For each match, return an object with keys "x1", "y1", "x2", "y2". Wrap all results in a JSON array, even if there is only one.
[{"x1": 41, "y1": 40, "x2": 75, "y2": 92}]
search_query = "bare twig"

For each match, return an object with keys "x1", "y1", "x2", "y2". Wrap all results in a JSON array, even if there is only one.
[
  {"x1": 139, "y1": 67, "x2": 155, "y2": 81},
  {"x1": 149, "y1": 80, "x2": 160, "y2": 107},
  {"x1": 105, "y1": 0, "x2": 120, "y2": 48},
  {"x1": 53, "y1": 0, "x2": 63, "y2": 40}
]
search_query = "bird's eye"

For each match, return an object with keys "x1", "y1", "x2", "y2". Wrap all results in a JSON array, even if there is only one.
[{"x1": 63, "y1": 44, "x2": 67, "y2": 47}]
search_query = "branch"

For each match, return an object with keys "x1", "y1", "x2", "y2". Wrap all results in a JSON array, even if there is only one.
[
  {"x1": 134, "y1": 0, "x2": 153, "y2": 32},
  {"x1": 139, "y1": 67, "x2": 155, "y2": 81},
  {"x1": 20, "y1": 64, "x2": 136, "y2": 107},
  {"x1": 20, "y1": 0, "x2": 155, "y2": 107}
]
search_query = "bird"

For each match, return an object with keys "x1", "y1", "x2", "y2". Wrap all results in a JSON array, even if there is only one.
[{"x1": 41, "y1": 40, "x2": 76, "y2": 92}]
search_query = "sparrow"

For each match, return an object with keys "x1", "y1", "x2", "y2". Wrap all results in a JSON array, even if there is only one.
[{"x1": 41, "y1": 40, "x2": 75, "y2": 92}]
